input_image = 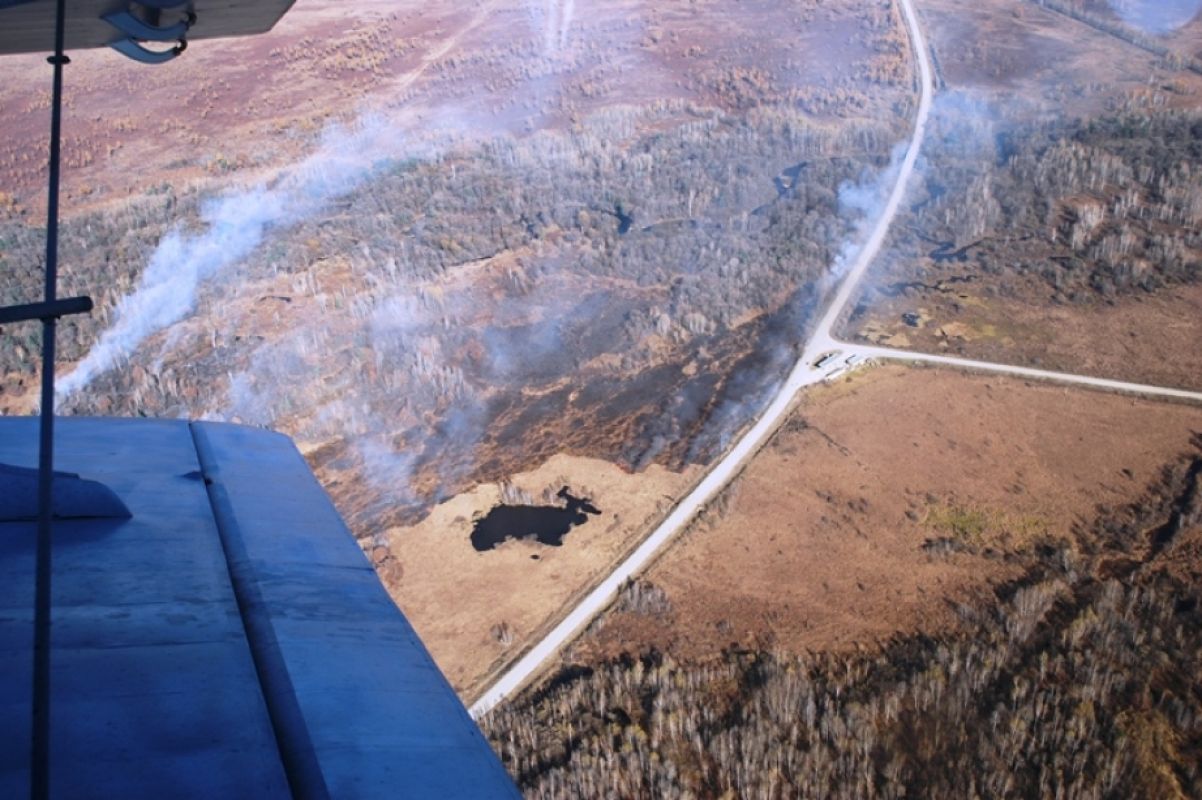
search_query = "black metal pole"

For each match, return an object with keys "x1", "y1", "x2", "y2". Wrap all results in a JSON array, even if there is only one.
[
  {"x1": 0, "y1": 297, "x2": 91, "y2": 326},
  {"x1": 32, "y1": 0, "x2": 68, "y2": 796}
]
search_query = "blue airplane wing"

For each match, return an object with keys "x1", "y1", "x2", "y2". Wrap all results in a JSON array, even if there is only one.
[
  {"x1": 0, "y1": 416, "x2": 520, "y2": 799},
  {"x1": 0, "y1": 0, "x2": 295, "y2": 56}
]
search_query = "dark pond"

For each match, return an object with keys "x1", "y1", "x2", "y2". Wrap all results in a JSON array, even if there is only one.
[
  {"x1": 471, "y1": 487, "x2": 601, "y2": 552},
  {"x1": 614, "y1": 203, "x2": 633, "y2": 235}
]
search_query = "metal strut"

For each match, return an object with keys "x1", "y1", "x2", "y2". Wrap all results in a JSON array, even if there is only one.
[
  {"x1": 31, "y1": 0, "x2": 67, "y2": 793},
  {"x1": 17, "y1": 1, "x2": 190, "y2": 793}
]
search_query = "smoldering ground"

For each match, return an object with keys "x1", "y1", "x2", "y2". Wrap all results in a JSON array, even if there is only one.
[
  {"x1": 55, "y1": 2, "x2": 917, "y2": 535},
  {"x1": 61, "y1": 135, "x2": 907, "y2": 534}
]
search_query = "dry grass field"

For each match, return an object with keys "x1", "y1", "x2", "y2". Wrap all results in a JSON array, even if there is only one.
[
  {"x1": 853, "y1": 280, "x2": 1202, "y2": 389},
  {"x1": 920, "y1": 0, "x2": 1202, "y2": 109},
  {"x1": 0, "y1": 0, "x2": 909, "y2": 217},
  {"x1": 7, "y1": 0, "x2": 1202, "y2": 792},
  {"x1": 1, "y1": 0, "x2": 921, "y2": 699},
  {"x1": 488, "y1": 360, "x2": 1202, "y2": 797},
  {"x1": 382, "y1": 453, "x2": 701, "y2": 696},
  {"x1": 575, "y1": 363, "x2": 1202, "y2": 663}
]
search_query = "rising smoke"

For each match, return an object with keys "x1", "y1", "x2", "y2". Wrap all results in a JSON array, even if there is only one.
[
  {"x1": 823, "y1": 140, "x2": 909, "y2": 287},
  {"x1": 56, "y1": 0, "x2": 924, "y2": 532},
  {"x1": 532, "y1": 0, "x2": 575, "y2": 55},
  {"x1": 1105, "y1": 0, "x2": 1201, "y2": 34},
  {"x1": 56, "y1": 0, "x2": 597, "y2": 404},
  {"x1": 682, "y1": 140, "x2": 914, "y2": 465},
  {"x1": 56, "y1": 115, "x2": 412, "y2": 402},
  {"x1": 55, "y1": 1, "x2": 654, "y2": 530}
]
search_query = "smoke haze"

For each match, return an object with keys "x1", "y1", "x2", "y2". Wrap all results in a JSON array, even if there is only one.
[
  {"x1": 1105, "y1": 0, "x2": 1201, "y2": 34},
  {"x1": 56, "y1": 116, "x2": 411, "y2": 402},
  {"x1": 532, "y1": 0, "x2": 575, "y2": 54},
  {"x1": 51, "y1": 0, "x2": 919, "y2": 526}
]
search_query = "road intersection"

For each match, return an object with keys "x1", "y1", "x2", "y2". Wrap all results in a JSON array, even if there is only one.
[{"x1": 469, "y1": 0, "x2": 1201, "y2": 717}]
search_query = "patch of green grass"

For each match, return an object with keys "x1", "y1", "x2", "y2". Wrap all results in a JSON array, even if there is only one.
[
  {"x1": 928, "y1": 504, "x2": 991, "y2": 544},
  {"x1": 926, "y1": 502, "x2": 1051, "y2": 551}
]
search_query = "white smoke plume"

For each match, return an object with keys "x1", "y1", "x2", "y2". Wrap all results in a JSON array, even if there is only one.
[
  {"x1": 532, "y1": 0, "x2": 574, "y2": 55},
  {"x1": 56, "y1": 115, "x2": 408, "y2": 402},
  {"x1": 559, "y1": 0, "x2": 575, "y2": 50},
  {"x1": 682, "y1": 136, "x2": 916, "y2": 464},
  {"x1": 817, "y1": 138, "x2": 910, "y2": 294},
  {"x1": 1105, "y1": 0, "x2": 1201, "y2": 34}
]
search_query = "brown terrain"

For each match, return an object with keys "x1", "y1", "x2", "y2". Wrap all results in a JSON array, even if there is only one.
[
  {"x1": 486, "y1": 361, "x2": 1202, "y2": 797},
  {"x1": 475, "y1": 4, "x2": 1202, "y2": 795},
  {"x1": 854, "y1": 280, "x2": 1202, "y2": 387},
  {"x1": 386, "y1": 453, "x2": 701, "y2": 696},
  {"x1": 922, "y1": 0, "x2": 1202, "y2": 113},
  {"x1": 4, "y1": 0, "x2": 1202, "y2": 794},
  {"x1": 574, "y1": 363, "x2": 1202, "y2": 663},
  {"x1": 0, "y1": 0, "x2": 907, "y2": 215},
  {"x1": 841, "y1": 0, "x2": 1202, "y2": 391},
  {"x1": 1, "y1": 0, "x2": 918, "y2": 693}
]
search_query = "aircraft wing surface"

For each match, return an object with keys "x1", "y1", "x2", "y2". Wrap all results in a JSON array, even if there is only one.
[
  {"x1": 0, "y1": 0, "x2": 294, "y2": 55},
  {"x1": 0, "y1": 416, "x2": 520, "y2": 799}
]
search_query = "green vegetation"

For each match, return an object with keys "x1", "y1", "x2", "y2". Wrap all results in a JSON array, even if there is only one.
[{"x1": 925, "y1": 502, "x2": 1051, "y2": 552}]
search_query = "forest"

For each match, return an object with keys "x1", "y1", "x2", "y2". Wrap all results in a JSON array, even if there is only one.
[
  {"x1": 483, "y1": 445, "x2": 1202, "y2": 798},
  {"x1": 1, "y1": 100, "x2": 903, "y2": 529},
  {"x1": 863, "y1": 102, "x2": 1202, "y2": 307}
]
